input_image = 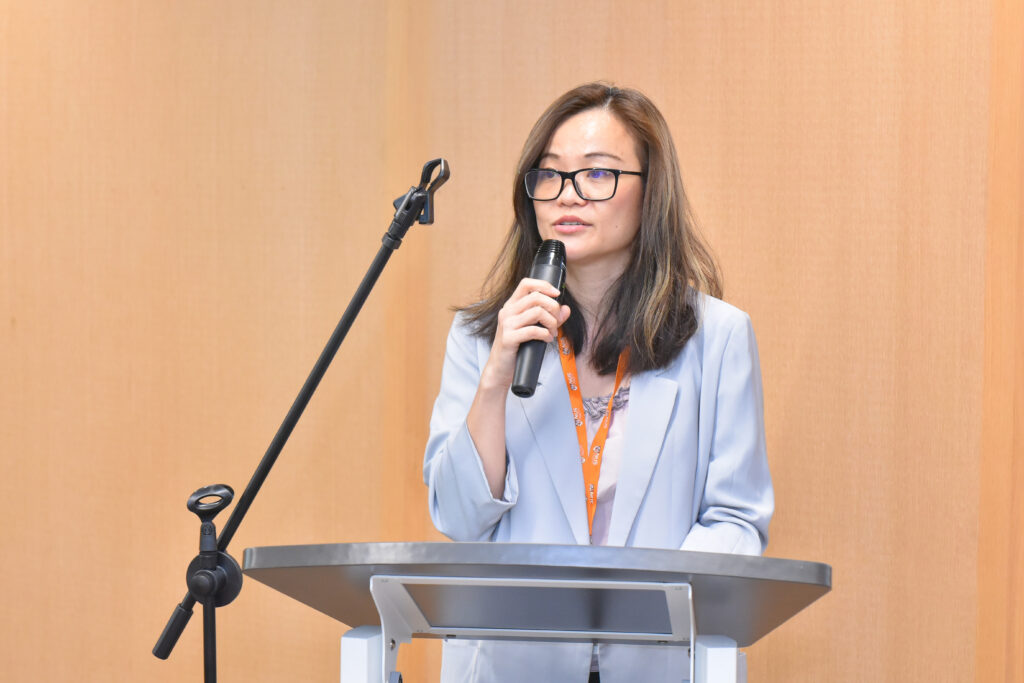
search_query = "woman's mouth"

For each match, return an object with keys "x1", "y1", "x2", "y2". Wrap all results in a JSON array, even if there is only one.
[{"x1": 554, "y1": 216, "x2": 589, "y2": 233}]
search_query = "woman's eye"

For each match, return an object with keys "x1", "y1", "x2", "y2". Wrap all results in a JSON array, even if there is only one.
[{"x1": 587, "y1": 169, "x2": 612, "y2": 180}]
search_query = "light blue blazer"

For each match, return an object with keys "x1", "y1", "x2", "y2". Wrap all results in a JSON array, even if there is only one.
[{"x1": 423, "y1": 293, "x2": 774, "y2": 683}]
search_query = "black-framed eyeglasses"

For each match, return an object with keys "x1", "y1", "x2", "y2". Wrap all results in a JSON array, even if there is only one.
[{"x1": 524, "y1": 167, "x2": 644, "y2": 201}]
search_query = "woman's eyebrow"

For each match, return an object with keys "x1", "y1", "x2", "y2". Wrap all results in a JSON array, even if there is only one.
[
  {"x1": 538, "y1": 151, "x2": 624, "y2": 164},
  {"x1": 584, "y1": 151, "x2": 624, "y2": 162}
]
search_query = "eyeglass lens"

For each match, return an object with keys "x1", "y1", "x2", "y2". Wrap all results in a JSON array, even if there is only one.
[{"x1": 526, "y1": 169, "x2": 618, "y2": 201}]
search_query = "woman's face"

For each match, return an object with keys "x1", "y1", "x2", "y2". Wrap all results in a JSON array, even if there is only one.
[{"x1": 533, "y1": 107, "x2": 644, "y2": 276}]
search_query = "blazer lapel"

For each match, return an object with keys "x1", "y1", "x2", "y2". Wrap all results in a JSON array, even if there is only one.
[
  {"x1": 606, "y1": 370, "x2": 679, "y2": 546},
  {"x1": 514, "y1": 343, "x2": 590, "y2": 545}
]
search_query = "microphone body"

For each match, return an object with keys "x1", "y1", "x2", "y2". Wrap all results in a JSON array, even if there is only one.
[{"x1": 511, "y1": 240, "x2": 566, "y2": 398}]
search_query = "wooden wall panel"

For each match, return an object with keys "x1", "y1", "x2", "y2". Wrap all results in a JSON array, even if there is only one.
[
  {"x1": 977, "y1": 0, "x2": 1024, "y2": 680},
  {"x1": 0, "y1": 1, "x2": 1015, "y2": 682}
]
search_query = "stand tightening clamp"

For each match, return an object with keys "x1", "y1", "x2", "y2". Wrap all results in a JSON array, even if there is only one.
[{"x1": 185, "y1": 485, "x2": 243, "y2": 609}]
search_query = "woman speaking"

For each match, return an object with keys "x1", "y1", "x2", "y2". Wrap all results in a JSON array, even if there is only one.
[{"x1": 423, "y1": 82, "x2": 773, "y2": 683}]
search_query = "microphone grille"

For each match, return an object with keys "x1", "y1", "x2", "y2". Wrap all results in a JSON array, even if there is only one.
[{"x1": 535, "y1": 239, "x2": 566, "y2": 264}]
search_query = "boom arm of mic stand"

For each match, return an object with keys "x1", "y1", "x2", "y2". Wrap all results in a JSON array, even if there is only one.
[{"x1": 153, "y1": 158, "x2": 449, "y2": 662}]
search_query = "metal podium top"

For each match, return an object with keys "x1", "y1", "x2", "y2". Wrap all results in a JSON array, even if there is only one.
[{"x1": 242, "y1": 542, "x2": 830, "y2": 648}]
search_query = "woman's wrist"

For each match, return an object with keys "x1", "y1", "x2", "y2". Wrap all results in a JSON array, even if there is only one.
[{"x1": 477, "y1": 364, "x2": 512, "y2": 395}]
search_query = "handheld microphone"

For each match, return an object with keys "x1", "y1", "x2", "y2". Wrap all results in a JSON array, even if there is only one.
[{"x1": 511, "y1": 239, "x2": 566, "y2": 398}]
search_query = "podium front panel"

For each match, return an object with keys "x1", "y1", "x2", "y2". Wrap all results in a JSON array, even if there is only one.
[{"x1": 407, "y1": 583, "x2": 671, "y2": 633}]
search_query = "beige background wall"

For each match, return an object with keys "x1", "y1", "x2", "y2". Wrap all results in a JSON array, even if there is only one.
[{"x1": 1, "y1": 1, "x2": 1020, "y2": 681}]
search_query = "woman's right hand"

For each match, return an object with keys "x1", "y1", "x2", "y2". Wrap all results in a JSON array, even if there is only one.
[
  {"x1": 467, "y1": 278, "x2": 569, "y2": 499},
  {"x1": 480, "y1": 278, "x2": 571, "y2": 392}
]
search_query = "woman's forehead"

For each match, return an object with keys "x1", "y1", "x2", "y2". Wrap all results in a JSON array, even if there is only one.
[{"x1": 541, "y1": 109, "x2": 640, "y2": 165}]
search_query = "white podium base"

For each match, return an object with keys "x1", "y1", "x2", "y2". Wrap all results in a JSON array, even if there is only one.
[
  {"x1": 340, "y1": 628, "x2": 746, "y2": 683},
  {"x1": 694, "y1": 634, "x2": 746, "y2": 683},
  {"x1": 341, "y1": 626, "x2": 382, "y2": 683}
]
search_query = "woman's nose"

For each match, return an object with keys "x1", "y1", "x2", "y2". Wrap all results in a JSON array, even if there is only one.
[{"x1": 556, "y1": 178, "x2": 585, "y2": 204}]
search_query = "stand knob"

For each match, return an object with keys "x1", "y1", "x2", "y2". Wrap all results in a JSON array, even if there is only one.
[
  {"x1": 186, "y1": 554, "x2": 243, "y2": 607},
  {"x1": 188, "y1": 569, "x2": 221, "y2": 599}
]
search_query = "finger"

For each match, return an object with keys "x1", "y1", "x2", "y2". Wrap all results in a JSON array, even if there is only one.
[
  {"x1": 501, "y1": 322, "x2": 556, "y2": 348},
  {"x1": 504, "y1": 289, "x2": 562, "y2": 319},
  {"x1": 504, "y1": 306, "x2": 560, "y2": 336},
  {"x1": 514, "y1": 277, "x2": 561, "y2": 299}
]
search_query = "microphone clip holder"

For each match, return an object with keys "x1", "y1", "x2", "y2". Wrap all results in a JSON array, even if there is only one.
[{"x1": 385, "y1": 158, "x2": 450, "y2": 249}]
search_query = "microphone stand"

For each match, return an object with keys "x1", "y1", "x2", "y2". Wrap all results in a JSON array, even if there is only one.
[{"x1": 153, "y1": 159, "x2": 450, "y2": 683}]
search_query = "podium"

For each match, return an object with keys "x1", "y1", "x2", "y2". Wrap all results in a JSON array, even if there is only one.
[{"x1": 243, "y1": 542, "x2": 830, "y2": 683}]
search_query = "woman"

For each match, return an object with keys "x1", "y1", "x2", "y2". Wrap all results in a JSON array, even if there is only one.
[{"x1": 423, "y1": 82, "x2": 773, "y2": 683}]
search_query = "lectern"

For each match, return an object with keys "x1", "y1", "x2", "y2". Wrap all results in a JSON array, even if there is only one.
[{"x1": 243, "y1": 542, "x2": 830, "y2": 683}]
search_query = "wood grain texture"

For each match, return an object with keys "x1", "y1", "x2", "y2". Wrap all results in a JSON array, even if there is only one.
[
  {"x1": 0, "y1": 1, "x2": 1013, "y2": 681},
  {"x1": 977, "y1": 0, "x2": 1024, "y2": 680}
]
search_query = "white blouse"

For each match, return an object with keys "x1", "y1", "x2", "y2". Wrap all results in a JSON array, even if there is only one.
[
  {"x1": 582, "y1": 384, "x2": 631, "y2": 546},
  {"x1": 584, "y1": 383, "x2": 631, "y2": 671}
]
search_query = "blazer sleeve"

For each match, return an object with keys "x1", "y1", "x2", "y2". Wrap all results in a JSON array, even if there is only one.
[
  {"x1": 423, "y1": 315, "x2": 519, "y2": 541},
  {"x1": 681, "y1": 310, "x2": 774, "y2": 555}
]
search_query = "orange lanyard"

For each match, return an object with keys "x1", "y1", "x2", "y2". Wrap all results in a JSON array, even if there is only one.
[{"x1": 556, "y1": 330, "x2": 630, "y2": 539}]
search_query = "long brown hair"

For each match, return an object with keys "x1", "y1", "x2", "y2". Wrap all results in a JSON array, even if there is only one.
[{"x1": 460, "y1": 82, "x2": 722, "y2": 375}]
